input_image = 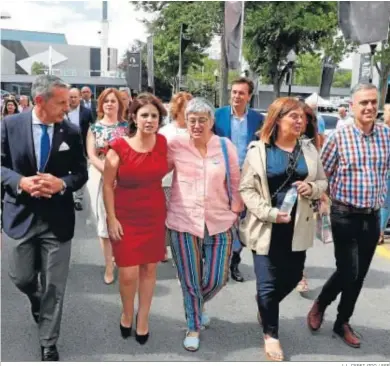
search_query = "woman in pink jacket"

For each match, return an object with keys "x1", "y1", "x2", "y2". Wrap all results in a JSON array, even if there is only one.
[{"x1": 166, "y1": 98, "x2": 244, "y2": 352}]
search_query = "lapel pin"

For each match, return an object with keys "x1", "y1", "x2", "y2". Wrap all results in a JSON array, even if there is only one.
[{"x1": 60, "y1": 129, "x2": 63, "y2": 132}]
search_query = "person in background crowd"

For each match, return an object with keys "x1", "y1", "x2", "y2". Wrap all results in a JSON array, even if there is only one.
[
  {"x1": 103, "y1": 93, "x2": 168, "y2": 344},
  {"x1": 214, "y1": 77, "x2": 264, "y2": 283},
  {"x1": 67, "y1": 88, "x2": 94, "y2": 211},
  {"x1": 307, "y1": 101, "x2": 326, "y2": 147},
  {"x1": 86, "y1": 88, "x2": 129, "y2": 285},
  {"x1": 1, "y1": 98, "x2": 19, "y2": 119},
  {"x1": 336, "y1": 106, "x2": 354, "y2": 130},
  {"x1": 1, "y1": 98, "x2": 20, "y2": 228},
  {"x1": 1, "y1": 98, "x2": 20, "y2": 227},
  {"x1": 159, "y1": 91, "x2": 193, "y2": 262},
  {"x1": 378, "y1": 102, "x2": 390, "y2": 244},
  {"x1": 119, "y1": 87, "x2": 132, "y2": 121},
  {"x1": 308, "y1": 84, "x2": 390, "y2": 349},
  {"x1": 239, "y1": 97, "x2": 327, "y2": 361},
  {"x1": 81, "y1": 86, "x2": 97, "y2": 121},
  {"x1": 295, "y1": 103, "x2": 323, "y2": 293},
  {"x1": 18, "y1": 95, "x2": 32, "y2": 113},
  {"x1": 167, "y1": 98, "x2": 243, "y2": 351},
  {"x1": 1, "y1": 75, "x2": 88, "y2": 361}
]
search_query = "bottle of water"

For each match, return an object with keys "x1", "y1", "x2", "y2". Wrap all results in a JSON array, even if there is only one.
[{"x1": 280, "y1": 186, "x2": 298, "y2": 216}]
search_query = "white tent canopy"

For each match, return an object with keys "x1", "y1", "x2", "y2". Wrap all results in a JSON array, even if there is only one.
[{"x1": 305, "y1": 93, "x2": 332, "y2": 107}]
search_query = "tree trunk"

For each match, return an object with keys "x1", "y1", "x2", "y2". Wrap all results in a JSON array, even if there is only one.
[
  {"x1": 272, "y1": 75, "x2": 281, "y2": 100},
  {"x1": 219, "y1": 19, "x2": 229, "y2": 107}
]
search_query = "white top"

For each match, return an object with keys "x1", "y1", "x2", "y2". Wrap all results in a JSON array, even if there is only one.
[
  {"x1": 68, "y1": 105, "x2": 80, "y2": 128},
  {"x1": 158, "y1": 122, "x2": 188, "y2": 187},
  {"x1": 336, "y1": 116, "x2": 354, "y2": 130}
]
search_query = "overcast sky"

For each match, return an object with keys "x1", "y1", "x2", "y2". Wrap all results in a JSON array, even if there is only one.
[{"x1": 1, "y1": 0, "x2": 352, "y2": 69}]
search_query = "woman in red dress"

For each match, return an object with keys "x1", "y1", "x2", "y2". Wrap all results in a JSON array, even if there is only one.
[{"x1": 103, "y1": 93, "x2": 168, "y2": 344}]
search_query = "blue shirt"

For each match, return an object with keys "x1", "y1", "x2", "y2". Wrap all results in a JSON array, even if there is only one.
[
  {"x1": 230, "y1": 108, "x2": 248, "y2": 168},
  {"x1": 32, "y1": 109, "x2": 54, "y2": 170},
  {"x1": 317, "y1": 114, "x2": 326, "y2": 135},
  {"x1": 266, "y1": 145, "x2": 308, "y2": 209}
]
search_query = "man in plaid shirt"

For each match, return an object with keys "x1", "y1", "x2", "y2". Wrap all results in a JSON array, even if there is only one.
[{"x1": 307, "y1": 84, "x2": 390, "y2": 348}]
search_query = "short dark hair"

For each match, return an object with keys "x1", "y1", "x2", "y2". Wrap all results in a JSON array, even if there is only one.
[{"x1": 231, "y1": 77, "x2": 254, "y2": 95}]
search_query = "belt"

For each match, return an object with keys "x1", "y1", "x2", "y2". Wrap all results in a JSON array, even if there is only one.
[{"x1": 332, "y1": 200, "x2": 379, "y2": 215}]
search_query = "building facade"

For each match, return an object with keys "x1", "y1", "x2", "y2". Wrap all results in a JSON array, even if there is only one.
[{"x1": 1, "y1": 29, "x2": 126, "y2": 97}]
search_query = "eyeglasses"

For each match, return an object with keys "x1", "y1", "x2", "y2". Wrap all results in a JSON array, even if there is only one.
[{"x1": 187, "y1": 118, "x2": 209, "y2": 126}]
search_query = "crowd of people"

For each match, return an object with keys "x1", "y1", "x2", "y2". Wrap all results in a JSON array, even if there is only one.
[{"x1": 1, "y1": 74, "x2": 390, "y2": 362}]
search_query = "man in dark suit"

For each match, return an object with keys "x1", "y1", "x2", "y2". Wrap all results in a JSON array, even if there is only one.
[
  {"x1": 214, "y1": 77, "x2": 264, "y2": 283},
  {"x1": 80, "y1": 85, "x2": 97, "y2": 122},
  {"x1": 67, "y1": 87, "x2": 93, "y2": 210},
  {"x1": 1, "y1": 75, "x2": 88, "y2": 361}
]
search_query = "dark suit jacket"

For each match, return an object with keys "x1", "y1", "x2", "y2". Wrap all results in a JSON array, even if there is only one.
[
  {"x1": 1, "y1": 112, "x2": 88, "y2": 241},
  {"x1": 214, "y1": 106, "x2": 264, "y2": 146},
  {"x1": 81, "y1": 99, "x2": 97, "y2": 122},
  {"x1": 78, "y1": 105, "x2": 93, "y2": 154}
]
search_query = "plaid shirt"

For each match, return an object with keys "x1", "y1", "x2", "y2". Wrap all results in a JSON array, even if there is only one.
[{"x1": 321, "y1": 123, "x2": 390, "y2": 209}]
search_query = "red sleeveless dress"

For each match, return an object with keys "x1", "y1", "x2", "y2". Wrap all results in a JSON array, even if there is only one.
[{"x1": 109, "y1": 135, "x2": 168, "y2": 267}]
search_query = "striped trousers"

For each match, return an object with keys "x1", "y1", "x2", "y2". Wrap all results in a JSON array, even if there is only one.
[{"x1": 169, "y1": 226, "x2": 233, "y2": 332}]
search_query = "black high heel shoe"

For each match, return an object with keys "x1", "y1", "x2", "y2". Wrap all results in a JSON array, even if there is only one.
[
  {"x1": 120, "y1": 322, "x2": 132, "y2": 339},
  {"x1": 135, "y1": 314, "x2": 149, "y2": 345}
]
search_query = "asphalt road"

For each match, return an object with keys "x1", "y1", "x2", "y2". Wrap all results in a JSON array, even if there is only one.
[{"x1": 1, "y1": 202, "x2": 390, "y2": 362}]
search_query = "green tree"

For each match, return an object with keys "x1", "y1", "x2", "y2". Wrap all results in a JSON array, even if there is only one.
[
  {"x1": 293, "y1": 53, "x2": 352, "y2": 88},
  {"x1": 118, "y1": 41, "x2": 172, "y2": 101},
  {"x1": 134, "y1": 1, "x2": 221, "y2": 94},
  {"x1": 332, "y1": 69, "x2": 352, "y2": 88},
  {"x1": 243, "y1": 2, "x2": 352, "y2": 98},
  {"x1": 186, "y1": 57, "x2": 240, "y2": 101},
  {"x1": 31, "y1": 61, "x2": 46, "y2": 75},
  {"x1": 294, "y1": 53, "x2": 322, "y2": 86}
]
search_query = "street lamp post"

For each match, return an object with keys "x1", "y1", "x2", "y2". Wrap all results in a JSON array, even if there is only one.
[
  {"x1": 286, "y1": 50, "x2": 297, "y2": 97},
  {"x1": 214, "y1": 69, "x2": 219, "y2": 107}
]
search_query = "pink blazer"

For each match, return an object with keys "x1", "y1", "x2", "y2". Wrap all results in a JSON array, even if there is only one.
[{"x1": 166, "y1": 134, "x2": 244, "y2": 238}]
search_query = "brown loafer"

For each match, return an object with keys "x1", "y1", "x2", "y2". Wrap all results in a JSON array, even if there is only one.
[
  {"x1": 333, "y1": 323, "x2": 361, "y2": 348},
  {"x1": 307, "y1": 300, "x2": 325, "y2": 332}
]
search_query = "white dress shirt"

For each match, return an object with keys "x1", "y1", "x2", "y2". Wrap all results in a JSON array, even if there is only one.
[
  {"x1": 68, "y1": 105, "x2": 80, "y2": 128},
  {"x1": 32, "y1": 108, "x2": 54, "y2": 170}
]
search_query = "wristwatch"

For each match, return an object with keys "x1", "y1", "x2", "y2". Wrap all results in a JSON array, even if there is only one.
[{"x1": 59, "y1": 180, "x2": 67, "y2": 195}]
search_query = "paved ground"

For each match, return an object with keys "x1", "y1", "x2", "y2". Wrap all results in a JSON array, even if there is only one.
[{"x1": 1, "y1": 201, "x2": 390, "y2": 362}]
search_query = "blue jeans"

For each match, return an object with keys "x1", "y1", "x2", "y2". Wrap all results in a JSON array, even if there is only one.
[
  {"x1": 380, "y1": 176, "x2": 390, "y2": 232},
  {"x1": 253, "y1": 249, "x2": 306, "y2": 338},
  {"x1": 233, "y1": 209, "x2": 246, "y2": 253}
]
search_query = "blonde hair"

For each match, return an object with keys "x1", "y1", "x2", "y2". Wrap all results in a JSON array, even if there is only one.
[{"x1": 170, "y1": 92, "x2": 193, "y2": 120}]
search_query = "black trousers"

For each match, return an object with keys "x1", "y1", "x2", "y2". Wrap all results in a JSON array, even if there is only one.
[
  {"x1": 317, "y1": 207, "x2": 380, "y2": 325},
  {"x1": 253, "y1": 247, "x2": 306, "y2": 339}
]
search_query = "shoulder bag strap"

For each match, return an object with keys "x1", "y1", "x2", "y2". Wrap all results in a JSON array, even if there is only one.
[{"x1": 220, "y1": 137, "x2": 232, "y2": 206}]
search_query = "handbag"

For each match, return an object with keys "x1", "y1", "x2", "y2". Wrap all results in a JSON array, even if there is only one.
[
  {"x1": 315, "y1": 213, "x2": 333, "y2": 244},
  {"x1": 220, "y1": 137, "x2": 242, "y2": 252}
]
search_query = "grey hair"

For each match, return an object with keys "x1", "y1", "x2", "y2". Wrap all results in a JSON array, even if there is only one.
[
  {"x1": 351, "y1": 83, "x2": 377, "y2": 97},
  {"x1": 119, "y1": 87, "x2": 131, "y2": 96},
  {"x1": 185, "y1": 97, "x2": 215, "y2": 120},
  {"x1": 31, "y1": 75, "x2": 69, "y2": 100}
]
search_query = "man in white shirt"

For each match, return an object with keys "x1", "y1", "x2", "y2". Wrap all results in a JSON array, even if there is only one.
[
  {"x1": 18, "y1": 95, "x2": 32, "y2": 113},
  {"x1": 67, "y1": 88, "x2": 93, "y2": 211},
  {"x1": 336, "y1": 107, "x2": 353, "y2": 130}
]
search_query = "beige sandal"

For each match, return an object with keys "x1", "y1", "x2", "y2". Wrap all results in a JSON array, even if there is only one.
[{"x1": 264, "y1": 336, "x2": 284, "y2": 362}]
